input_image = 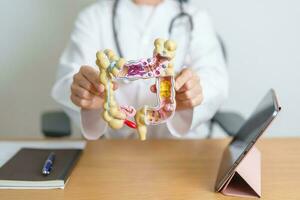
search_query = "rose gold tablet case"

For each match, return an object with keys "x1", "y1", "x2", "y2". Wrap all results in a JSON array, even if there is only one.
[
  {"x1": 221, "y1": 146, "x2": 261, "y2": 198},
  {"x1": 216, "y1": 89, "x2": 281, "y2": 198}
]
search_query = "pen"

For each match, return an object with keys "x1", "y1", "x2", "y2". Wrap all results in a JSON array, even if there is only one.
[{"x1": 42, "y1": 152, "x2": 55, "y2": 175}]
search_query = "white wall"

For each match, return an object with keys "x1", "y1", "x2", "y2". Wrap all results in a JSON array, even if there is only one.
[
  {"x1": 195, "y1": 0, "x2": 300, "y2": 136},
  {"x1": 0, "y1": 0, "x2": 95, "y2": 137},
  {"x1": 0, "y1": 0, "x2": 299, "y2": 137}
]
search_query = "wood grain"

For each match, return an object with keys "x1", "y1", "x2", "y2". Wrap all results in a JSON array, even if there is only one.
[{"x1": 0, "y1": 138, "x2": 299, "y2": 200}]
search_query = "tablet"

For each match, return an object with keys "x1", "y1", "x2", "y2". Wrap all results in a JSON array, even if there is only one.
[{"x1": 215, "y1": 89, "x2": 281, "y2": 192}]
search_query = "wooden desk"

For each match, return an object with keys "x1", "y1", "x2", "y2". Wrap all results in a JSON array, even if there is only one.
[{"x1": 1, "y1": 138, "x2": 299, "y2": 200}]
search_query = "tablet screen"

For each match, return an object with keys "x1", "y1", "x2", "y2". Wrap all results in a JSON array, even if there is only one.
[{"x1": 215, "y1": 89, "x2": 280, "y2": 191}]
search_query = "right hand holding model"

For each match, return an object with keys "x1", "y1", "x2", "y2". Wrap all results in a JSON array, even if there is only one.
[{"x1": 70, "y1": 66, "x2": 118, "y2": 110}]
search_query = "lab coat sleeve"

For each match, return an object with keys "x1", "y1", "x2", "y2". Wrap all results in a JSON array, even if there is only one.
[
  {"x1": 51, "y1": 4, "x2": 108, "y2": 140},
  {"x1": 167, "y1": 11, "x2": 229, "y2": 137}
]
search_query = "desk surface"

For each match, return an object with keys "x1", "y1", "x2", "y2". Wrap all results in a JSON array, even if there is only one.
[{"x1": 0, "y1": 138, "x2": 299, "y2": 200}]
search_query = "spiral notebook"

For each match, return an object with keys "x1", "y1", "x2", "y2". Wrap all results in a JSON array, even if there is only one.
[{"x1": 0, "y1": 144, "x2": 83, "y2": 189}]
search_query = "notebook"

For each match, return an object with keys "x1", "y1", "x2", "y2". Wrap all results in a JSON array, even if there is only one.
[{"x1": 0, "y1": 148, "x2": 83, "y2": 189}]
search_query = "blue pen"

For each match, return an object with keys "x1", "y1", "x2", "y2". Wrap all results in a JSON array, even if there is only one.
[{"x1": 42, "y1": 152, "x2": 55, "y2": 175}]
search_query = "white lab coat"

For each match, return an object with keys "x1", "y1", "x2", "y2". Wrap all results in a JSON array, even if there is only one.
[{"x1": 51, "y1": 0, "x2": 228, "y2": 140}]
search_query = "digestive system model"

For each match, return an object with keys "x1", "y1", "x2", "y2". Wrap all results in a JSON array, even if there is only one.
[{"x1": 96, "y1": 38, "x2": 177, "y2": 140}]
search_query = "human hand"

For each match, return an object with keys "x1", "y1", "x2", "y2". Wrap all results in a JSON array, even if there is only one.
[
  {"x1": 71, "y1": 66, "x2": 118, "y2": 110},
  {"x1": 174, "y1": 68, "x2": 203, "y2": 110}
]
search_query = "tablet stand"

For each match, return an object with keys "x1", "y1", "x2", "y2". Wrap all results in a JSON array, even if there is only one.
[{"x1": 221, "y1": 146, "x2": 261, "y2": 198}]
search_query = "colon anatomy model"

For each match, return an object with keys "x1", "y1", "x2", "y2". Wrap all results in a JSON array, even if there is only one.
[{"x1": 96, "y1": 38, "x2": 177, "y2": 140}]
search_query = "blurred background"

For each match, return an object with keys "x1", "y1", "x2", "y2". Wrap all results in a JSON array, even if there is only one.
[{"x1": 0, "y1": 0, "x2": 299, "y2": 138}]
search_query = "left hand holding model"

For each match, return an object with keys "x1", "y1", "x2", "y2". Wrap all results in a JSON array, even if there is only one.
[{"x1": 174, "y1": 68, "x2": 203, "y2": 110}]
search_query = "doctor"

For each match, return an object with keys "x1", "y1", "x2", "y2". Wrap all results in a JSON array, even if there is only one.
[{"x1": 52, "y1": 0, "x2": 228, "y2": 139}]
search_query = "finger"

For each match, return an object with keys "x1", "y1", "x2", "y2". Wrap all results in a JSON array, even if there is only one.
[
  {"x1": 150, "y1": 84, "x2": 157, "y2": 93},
  {"x1": 175, "y1": 68, "x2": 193, "y2": 91},
  {"x1": 70, "y1": 94, "x2": 93, "y2": 109},
  {"x1": 90, "y1": 81, "x2": 117, "y2": 98},
  {"x1": 74, "y1": 73, "x2": 106, "y2": 95},
  {"x1": 98, "y1": 84, "x2": 105, "y2": 93},
  {"x1": 176, "y1": 85, "x2": 201, "y2": 101},
  {"x1": 80, "y1": 66, "x2": 101, "y2": 89},
  {"x1": 71, "y1": 84, "x2": 94, "y2": 100},
  {"x1": 176, "y1": 94, "x2": 203, "y2": 110},
  {"x1": 73, "y1": 73, "x2": 98, "y2": 93},
  {"x1": 112, "y1": 82, "x2": 118, "y2": 90},
  {"x1": 177, "y1": 75, "x2": 200, "y2": 93}
]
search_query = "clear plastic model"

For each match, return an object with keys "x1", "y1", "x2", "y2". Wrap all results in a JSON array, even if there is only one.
[{"x1": 96, "y1": 38, "x2": 177, "y2": 140}]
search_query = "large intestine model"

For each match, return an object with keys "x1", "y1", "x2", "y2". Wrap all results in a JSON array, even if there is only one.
[{"x1": 96, "y1": 38, "x2": 177, "y2": 140}]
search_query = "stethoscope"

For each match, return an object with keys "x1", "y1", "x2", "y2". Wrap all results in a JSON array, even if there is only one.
[
  {"x1": 111, "y1": 0, "x2": 227, "y2": 138},
  {"x1": 112, "y1": 0, "x2": 194, "y2": 58}
]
